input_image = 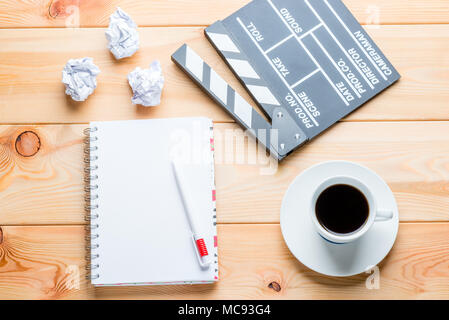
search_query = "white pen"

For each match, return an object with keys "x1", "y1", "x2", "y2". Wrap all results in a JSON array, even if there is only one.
[{"x1": 172, "y1": 160, "x2": 212, "y2": 268}]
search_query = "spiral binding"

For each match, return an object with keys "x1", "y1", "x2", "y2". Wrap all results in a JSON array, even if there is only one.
[{"x1": 84, "y1": 127, "x2": 100, "y2": 280}]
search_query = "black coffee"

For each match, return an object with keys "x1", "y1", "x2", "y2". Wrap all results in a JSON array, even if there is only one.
[{"x1": 315, "y1": 184, "x2": 369, "y2": 234}]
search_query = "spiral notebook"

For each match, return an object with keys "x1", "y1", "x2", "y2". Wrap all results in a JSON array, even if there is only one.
[{"x1": 85, "y1": 118, "x2": 218, "y2": 286}]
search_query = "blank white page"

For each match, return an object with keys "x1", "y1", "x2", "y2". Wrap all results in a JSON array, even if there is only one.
[{"x1": 89, "y1": 118, "x2": 217, "y2": 286}]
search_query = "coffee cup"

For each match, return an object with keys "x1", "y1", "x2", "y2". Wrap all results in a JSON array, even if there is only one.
[{"x1": 310, "y1": 176, "x2": 393, "y2": 244}]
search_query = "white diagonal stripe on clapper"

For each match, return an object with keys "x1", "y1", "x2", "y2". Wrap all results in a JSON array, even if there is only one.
[
  {"x1": 233, "y1": 94, "x2": 253, "y2": 128},
  {"x1": 247, "y1": 85, "x2": 280, "y2": 106},
  {"x1": 227, "y1": 59, "x2": 260, "y2": 79},
  {"x1": 185, "y1": 46, "x2": 204, "y2": 81},
  {"x1": 210, "y1": 69, "x2": 228, "y2": 104},
  {"x1": 208, "y1": 32, "x2": 240, "y2": 53}
]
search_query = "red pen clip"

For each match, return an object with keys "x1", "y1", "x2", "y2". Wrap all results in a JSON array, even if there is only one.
[{"x1": 191, "y1": 234, "x2": 212, "y2": 268}]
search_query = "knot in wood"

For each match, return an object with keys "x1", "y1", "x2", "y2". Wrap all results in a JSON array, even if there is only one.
[
  {"x1": 15, "y1": 131, "x2": 41, "y2": 157},
  {"x1": 49, "y1": 0, "x2": 79, "y2": 18},
  {"x1": 268, "y1": 281, "x2": 281, "y2": 292}
]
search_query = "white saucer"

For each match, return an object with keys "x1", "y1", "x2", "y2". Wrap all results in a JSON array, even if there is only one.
[{"x1": 280, "y1": 161, "x2": 399, "y2": 277}]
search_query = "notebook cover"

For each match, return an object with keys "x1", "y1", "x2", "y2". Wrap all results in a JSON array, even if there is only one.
[{"x1": 87, "y1": 118, "x2": 218, "y2": 286}]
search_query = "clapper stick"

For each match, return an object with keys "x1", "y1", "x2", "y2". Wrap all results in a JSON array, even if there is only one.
[
  {"x1": 205, "y1": 20, "x2": 280, "y2": 120},
  {"x1": 171, "y1": 44, "x2": 308, "y2": 161}
]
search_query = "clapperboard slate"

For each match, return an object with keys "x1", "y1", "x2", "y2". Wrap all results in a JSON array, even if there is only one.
[{"x1": 172, "y1": 0, "x2": 400, "y2": 160}]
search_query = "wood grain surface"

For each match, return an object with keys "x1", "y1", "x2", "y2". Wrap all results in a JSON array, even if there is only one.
[
  {"x1": 0, "y1": 0, "x2": 448, "y2": 28},
  {"x1": 0, "y1": 25, "x2": 448, "y2": 123},
  {"x1": 0, "y1": 224, "x2": 448, "y2": 299},
  {"x1": 0, "y1": 122, "x2": 448, "y2": 225},
  {"x1": 0, "y1": 0, "x2": 448, "y2": 300}
]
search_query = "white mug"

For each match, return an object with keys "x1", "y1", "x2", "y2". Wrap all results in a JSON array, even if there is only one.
[{"x1": 310, "y1": 176, "x2": 393, "y2": 244}]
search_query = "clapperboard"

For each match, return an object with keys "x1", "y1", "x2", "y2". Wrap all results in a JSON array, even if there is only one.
[{"x1": 172, "y1": 0, "x2": 400, "y2": 161}]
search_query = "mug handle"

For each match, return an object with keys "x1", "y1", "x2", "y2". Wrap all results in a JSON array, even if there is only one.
[{"x1": 375, "y1": 210, "x2": 394, "y2": 222}]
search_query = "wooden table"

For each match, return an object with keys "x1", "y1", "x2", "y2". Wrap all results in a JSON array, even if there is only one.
[{"x1": 0, "y1": 0, "x2": 448, "y2": 300}]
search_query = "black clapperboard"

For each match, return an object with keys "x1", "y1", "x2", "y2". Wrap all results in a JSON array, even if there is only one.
[{"x1": 172, "y1": 0, "x2": 400, "y2": 161}]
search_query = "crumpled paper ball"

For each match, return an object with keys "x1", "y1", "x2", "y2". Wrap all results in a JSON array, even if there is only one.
[
  {"x1": 62, "y1": 57, "x2": 100, "y2": 102},
  {"x1": 105, "y1": 7, "x2": 139, "y2": 60},
  {"x1": 127, "y1": 61, "x2": 164, "y2": 107}
]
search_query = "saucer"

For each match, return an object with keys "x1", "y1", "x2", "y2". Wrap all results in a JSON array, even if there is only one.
[{"x1": 280, "y1": 161, "x2": 399, "y2": 277}]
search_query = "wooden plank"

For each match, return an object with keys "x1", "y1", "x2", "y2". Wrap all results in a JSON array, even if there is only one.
[
  {"x1": 0, "y1": 226, "x2": 88, "y2": 299},
  {"x1": 0, "y1": 125, "x2": 86, "y2": 225},
  {"x1": 0, "y1": 223, "x2": 448, "y2": 299},
  {"x1": 0, "y1": 122, "x2": 448, "y2": 225},
  {"x1": 0, "y1": 26, "x2": 447, "y2": 123},
  {"x1": 0, "y1": 0, "x2": 448, "y2": 28}
]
